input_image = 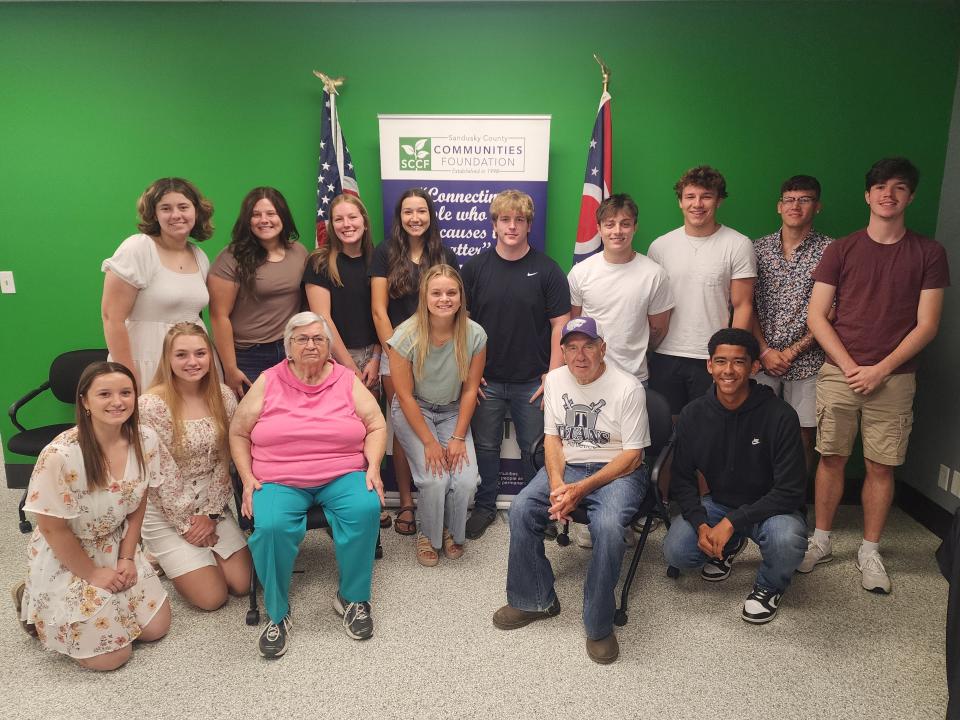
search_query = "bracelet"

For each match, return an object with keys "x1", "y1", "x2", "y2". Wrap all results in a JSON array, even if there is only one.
[
  {"x1": 759, "y1": 348, "x2": 772, "y2": 359},
  {"x1": 118, "y1": 556, "x2": 134, "y2": 562},
  {"x1": 449, "y1": 434, "x2": 466, "y2": 441}
]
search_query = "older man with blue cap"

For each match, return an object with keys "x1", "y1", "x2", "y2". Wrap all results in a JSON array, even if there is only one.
[{"x1": 492, "y1": 316, "x2": 650, "y2": 664}]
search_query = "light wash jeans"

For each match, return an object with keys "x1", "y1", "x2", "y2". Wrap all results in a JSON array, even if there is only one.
[
  {"x1": 662, "y1": 494, "x2": 807, "y2": 592},
  {"x1": 470, "y1": 379, "x2": 544, "y2": 512},
  {"x1": 506, "y1": 463, "x2": 647, "y2": 640},
  {"x1": 391, "y1": 397, "x2": 480, "y2": 548}
]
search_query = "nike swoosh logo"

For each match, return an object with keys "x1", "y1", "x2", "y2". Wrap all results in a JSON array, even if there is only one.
[{"x1": 527, "y1": 272, "x2": 538, "y2": 277}]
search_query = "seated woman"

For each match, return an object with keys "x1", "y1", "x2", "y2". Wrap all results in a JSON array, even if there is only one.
[
  {"x1": 139, "y1": 322, "x2": 252, "y2": 610},
  {"x1": 389, "y1": 265, "x2": 486, "y2": 566},
  {"x1": 230, "y1": 311, "x2": 386, "y2": 657},
  {"x1": 15, "y1": 362, "x2": 171, "y2": 671}
]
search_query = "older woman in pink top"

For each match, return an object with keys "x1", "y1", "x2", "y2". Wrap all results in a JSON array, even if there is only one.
[{"x1": 229, "y1": 312, "x2": 386, "y2": 658}]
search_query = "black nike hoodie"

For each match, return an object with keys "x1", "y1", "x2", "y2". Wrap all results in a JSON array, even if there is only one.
[{"x1": 671, "y1": 381, "x2": 806, "y2": 531}]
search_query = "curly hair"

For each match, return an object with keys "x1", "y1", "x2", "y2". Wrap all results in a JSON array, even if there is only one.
[
  {"x1": 137, "y1": 177, "x2": 214, "y2": 240},
  {"x1": 673, "y1": 166, "x2": 728, "y2": 200},
  {"x1": 228, "y1": 187, "x2": 300, "y2": 298},
  {"x1": 387, "y1": 188, "x2": 447, "y2": 299}
]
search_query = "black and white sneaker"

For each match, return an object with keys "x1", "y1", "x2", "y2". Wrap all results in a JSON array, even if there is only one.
[
  {"x1": 333, "y1": 592, "x2": 373, "y2": 640},
  {"x1": 741, "y1": 585, "x2": 783, "y2": 624},
  {"x1": 258, "y1": 616, "x2": 292, "y2": 658},
  {"x1": 701, "y1": 536, "x2": 748, "y2": 582}
]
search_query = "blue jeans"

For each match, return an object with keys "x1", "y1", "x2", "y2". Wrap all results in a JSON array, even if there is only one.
[
  {"x1": 470, "y1": 379, "x2": 543, "y2": 512},
  {"x1": 662, "y1": 495, "x2": 807, "y2": 592},
  {"x1": 391, "y1": 398, "x2": 480, "y2": 548},
  {"x1": 506, "y1": 463, "x2": 647, "y2": 640},
  {"x1": 235, "y1": 339, "x2": 286, "y2": 386}
]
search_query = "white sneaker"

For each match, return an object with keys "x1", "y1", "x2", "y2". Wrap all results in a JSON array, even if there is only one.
[
  {"x1": 857, "y1": 550, "x2": 892, "y2": 594},
  {"x1": 797, "y1": 538, "x2": 833, "y2": 573},
  {"x1": 572, "y1": 523, "x2": 593, "y2": 548}
]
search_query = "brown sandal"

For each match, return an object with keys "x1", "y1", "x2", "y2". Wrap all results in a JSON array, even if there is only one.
[
  {"x1": 379, "y1": 510, "x2": 393, "y2": 529},
  {"x1": 442, "y1": 529, "x2": 464, "y2": 560},
  {"x1": 394, "y1": 505, "x2": 416, "y2": 535},
  {"x1": 11, "y1": 581, "x2": 38, "y2": 639},
  {"x1": 416, "y1": 534, "x2": 439, "y2": 567}
]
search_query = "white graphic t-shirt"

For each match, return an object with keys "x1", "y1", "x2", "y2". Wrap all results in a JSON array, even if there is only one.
[{"x1": 543, "y1": 363, "x2": 650, "y2": 465}]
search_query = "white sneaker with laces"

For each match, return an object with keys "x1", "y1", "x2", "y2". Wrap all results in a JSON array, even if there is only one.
[
  {"x1": 857, "y1": 550, "x2": 891, "y2": 594},
  {"x1": 572, "y1": 523, "x2": 593, "y2": 548},
  {"x1": 797, "y1": 537, "x2": 833, "y2": 573}
]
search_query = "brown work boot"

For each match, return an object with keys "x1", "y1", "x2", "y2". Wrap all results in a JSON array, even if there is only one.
[
  {"x1": 492, "y1": 597, "x2": 560, "y2": 630},
  {"x1": 585, "y1": 632, "x2": 619, "y2": 664}
]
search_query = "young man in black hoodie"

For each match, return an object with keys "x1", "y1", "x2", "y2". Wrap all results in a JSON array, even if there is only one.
[{"x1": 662, "y1": 328, "x2": 807, "y2": 623}]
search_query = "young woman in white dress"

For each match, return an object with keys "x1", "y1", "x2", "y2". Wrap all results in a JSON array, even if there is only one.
[{"x1": 101, "y1": 177, "x2": 215, "y2": 390}]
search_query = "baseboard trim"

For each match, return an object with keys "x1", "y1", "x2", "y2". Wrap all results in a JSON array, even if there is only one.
[
  {"x1": 896, "y1": 480, "x2": 952, "y2": 540},
  {"x1": 6, "y1": 463, "x2": 952, "y2": 538},
  {"x1": 5, "y1": 463, "x2": 31, "y2": 490}
]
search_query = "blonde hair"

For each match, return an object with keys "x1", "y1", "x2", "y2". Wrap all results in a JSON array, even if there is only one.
[
  {"x1": 490, "y1": 189, "x2": 535, "y2": 224},
  {"x1": 410, "y1": 264, "x2": 469, "y2": 382},
  {"x1": 309, "y1": 194, "x2": 373, "y2": 287},
  {"x1": 146, "y1": 323, "x2": 230, "y2": 463}
]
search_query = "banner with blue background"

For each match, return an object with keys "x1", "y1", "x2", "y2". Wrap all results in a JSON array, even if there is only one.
[{"x1": 378, "y1": 114, "x2": 552, "y2": 505}]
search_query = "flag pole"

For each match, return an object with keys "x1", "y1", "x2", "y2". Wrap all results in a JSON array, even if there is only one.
[
  {"x1": 593, "y1": 53, "x2": 610, "y2": 94},
  {"x1": 572, "y1": 56, "x2": 614, "y2": 264}
]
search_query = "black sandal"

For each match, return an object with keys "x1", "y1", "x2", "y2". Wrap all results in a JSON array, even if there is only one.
[{"x1": 394, "y1": 505, "x2": 416, "y2": 535}]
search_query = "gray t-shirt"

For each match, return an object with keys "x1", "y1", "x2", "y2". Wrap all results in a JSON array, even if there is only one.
[{"x1": 388, "y1": 318, "x2": 487, "y2": 405}]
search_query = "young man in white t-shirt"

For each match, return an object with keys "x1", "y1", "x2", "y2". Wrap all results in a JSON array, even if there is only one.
[
  {"x1": 493, "y1": 317, "x2": 650, "y2": 665},
  {"x1": 648, "y1": 166, "x2": 757, "y2": 415},
  {"x1": 568, "y1": 194, "x2": 675, "y2": 383}
]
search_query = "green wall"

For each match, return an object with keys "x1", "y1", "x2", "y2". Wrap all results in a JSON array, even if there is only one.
[{"x1": 1, "y1": 1, "x2": 958, "y2": 462}]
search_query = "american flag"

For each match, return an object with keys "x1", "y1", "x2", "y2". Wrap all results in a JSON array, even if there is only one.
[
  {"x1": 572, "y1": 91, "x2": 612, "y2": 264},
  {"x1": 316, "y1": 88, "x2": 360, "y2": 246}
]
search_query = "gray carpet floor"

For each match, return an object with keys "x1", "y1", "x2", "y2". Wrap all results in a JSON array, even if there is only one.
[{"x1": 0, "y1": 488, "x2": 948, "y2": 720}]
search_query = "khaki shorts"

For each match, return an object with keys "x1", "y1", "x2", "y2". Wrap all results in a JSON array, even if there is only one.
[{"x1": 815, "y1": 363, "x2": 916, "y2": 466}]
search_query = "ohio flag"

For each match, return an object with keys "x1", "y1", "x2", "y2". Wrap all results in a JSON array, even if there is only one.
[
  {"x1": 572, "y1": 91, "x2": 612, "y2": 264},
  {"x1": 316, "y1": 88, "x2": 360, "y2": 246}
]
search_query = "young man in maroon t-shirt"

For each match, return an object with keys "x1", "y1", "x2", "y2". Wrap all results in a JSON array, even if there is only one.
[{"x1": 799, "y1": 157, "x2": 950, "y2": 594}]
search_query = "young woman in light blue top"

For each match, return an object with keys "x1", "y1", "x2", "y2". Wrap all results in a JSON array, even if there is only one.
[{"x1": 388, "y1": 264, "x2": 486, "y2": 566}]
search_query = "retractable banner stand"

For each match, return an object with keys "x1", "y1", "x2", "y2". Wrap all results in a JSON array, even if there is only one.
[{"x1": 378, "y1": 114, "x2": 552, "y2": 507}]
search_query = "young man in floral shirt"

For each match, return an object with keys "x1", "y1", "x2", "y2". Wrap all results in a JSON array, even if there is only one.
[{"x1": 752, "y1": 175, "x2": 833, "y2": 474}]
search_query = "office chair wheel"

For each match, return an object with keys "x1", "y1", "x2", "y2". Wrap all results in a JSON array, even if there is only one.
[
  {"x1": 556, "y1": 533, "x2": 570, "y2": 547},
  {"x1": 245, "y1": 609, "x2": 260, "y2": 626},
  {"x1": 375, "y1": 544, "x2": 383, "y2": 559},
  {"x1": 19, "y1": 520, "x2": 33, "y2": 534},
  {"x1": 613, "y1": 609, "x2": 627, "y2": 627},
  {"x1": 667, "y1": 565, "x2": 680, "y2": 579}
]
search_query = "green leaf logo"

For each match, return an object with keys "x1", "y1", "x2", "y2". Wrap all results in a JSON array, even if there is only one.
[{"x1": 399, "y1": 137, "x2": 431, "y2": 171}]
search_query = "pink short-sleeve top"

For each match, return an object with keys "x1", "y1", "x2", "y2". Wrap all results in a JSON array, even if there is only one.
[{"x1": 251, "y1": 360, "x2": 367, "y2": 487}]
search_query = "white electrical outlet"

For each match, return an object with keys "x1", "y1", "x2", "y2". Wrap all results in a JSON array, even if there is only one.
[
  {"x1": 952, "y1": 470, "x2": 960, "y2": 498},
  {"x1": 0, "y1": 271, "x2": 14, "y2": 294},
  {"x1": 939, "y1": 464, "x2": 951, "y2": 491}
]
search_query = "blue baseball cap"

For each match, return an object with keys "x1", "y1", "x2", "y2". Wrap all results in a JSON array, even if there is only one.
[{"x1": 560, "y1": 317, "x2": 603, "y2": 344}]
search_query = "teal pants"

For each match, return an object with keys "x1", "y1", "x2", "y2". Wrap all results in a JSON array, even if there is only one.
[{"x1": 249, "y1": 472, "x2": 381, "y2": 624}]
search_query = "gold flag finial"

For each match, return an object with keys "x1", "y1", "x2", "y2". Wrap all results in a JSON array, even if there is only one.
[
  {"x1": 593, "y1": 54, "x2": 610, "y2": 94},
  {"x1": 313, "y1": 70, "x2": 345, "y2": 95}
]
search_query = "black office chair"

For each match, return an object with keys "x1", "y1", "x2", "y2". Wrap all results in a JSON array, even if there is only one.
[
  {"x1": 8, "y1": 349, "x2": 108, "y2": 533},
  {"x1": 531, "y1": 387, "x2": 677, "y2": 627},
  {"x1": 231, "y1": 473, "x2": 383, "y2": 626}
]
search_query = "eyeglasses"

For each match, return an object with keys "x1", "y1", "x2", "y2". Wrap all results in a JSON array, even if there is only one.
[
  {"x1": 780, "y1": 196, "x2": 817, "y2": 205},
  {"x1": 292, "y1": 335, "x2": 328, "y2": 346}
]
